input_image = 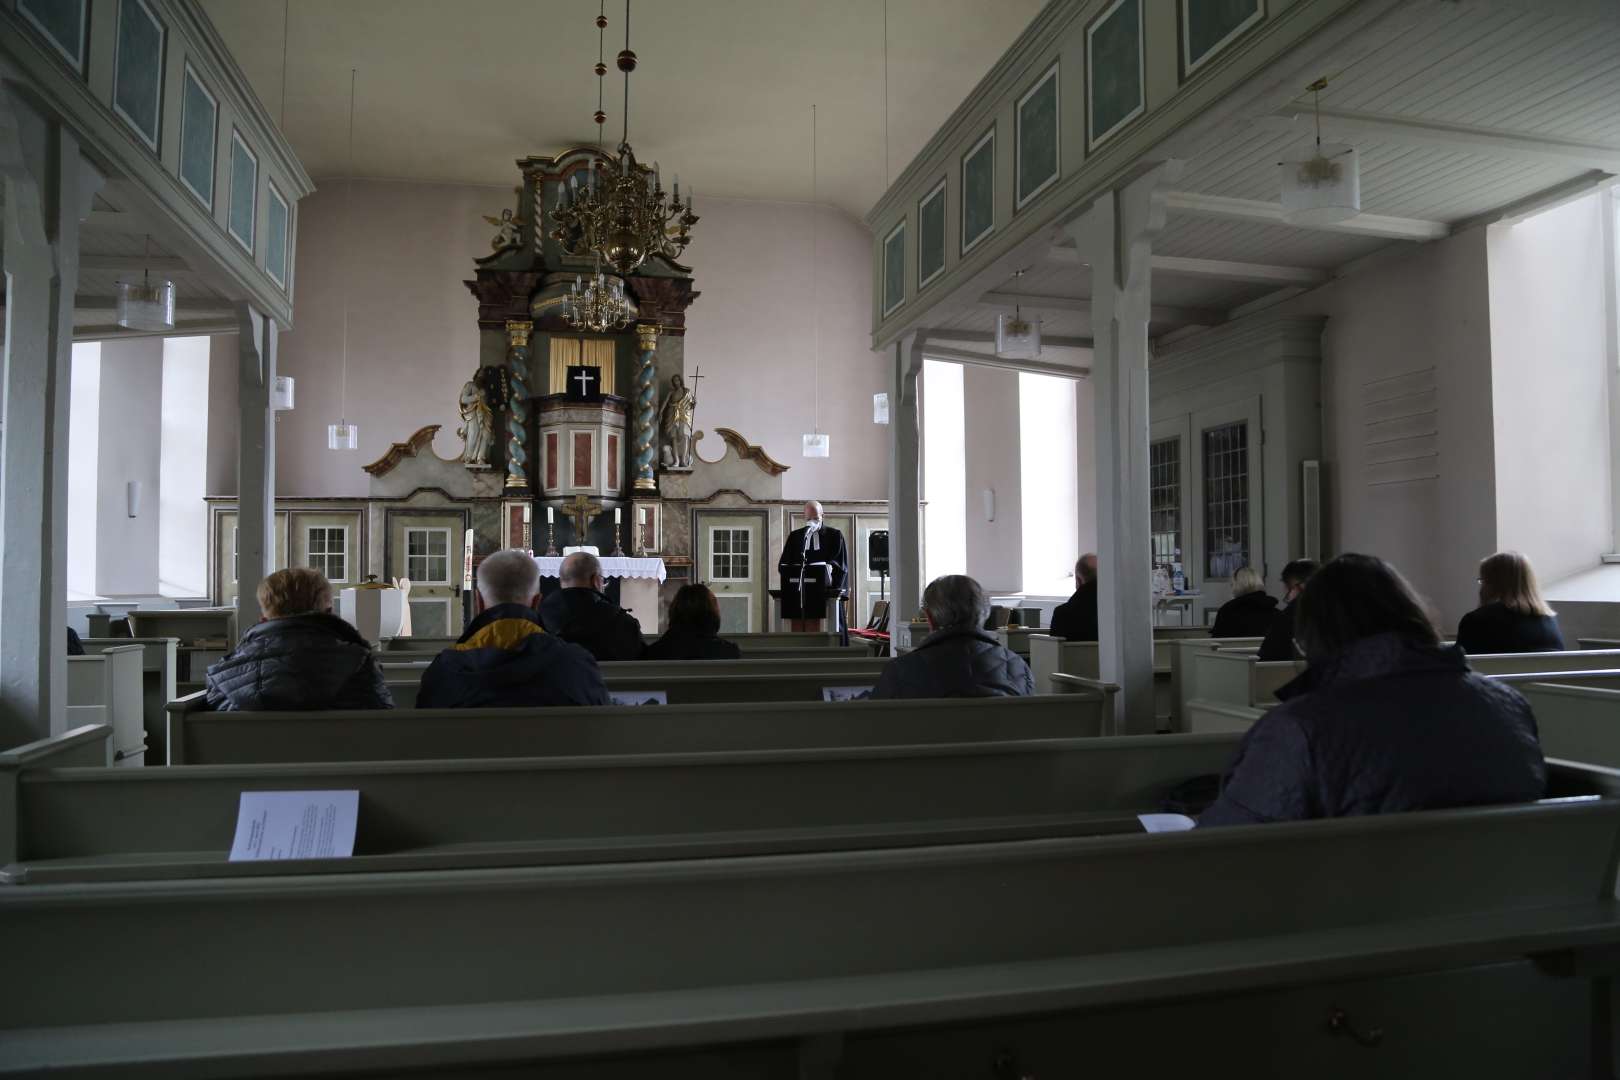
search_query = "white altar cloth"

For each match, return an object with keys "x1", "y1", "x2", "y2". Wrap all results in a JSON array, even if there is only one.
[{"x1": 533, "y1": 556, "x2": 667, "y2": 583}]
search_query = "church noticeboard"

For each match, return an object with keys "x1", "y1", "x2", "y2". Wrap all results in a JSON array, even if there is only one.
[
  {"x1": 1181, "y1": 0, "x2": 1264, "y2": 79},
  {"x1": 961, "y1": 127, "x2": 995, "y2": 255},
  {"x1": 917, "y1": 179, "x2": 946, "y2": 289},
  {"x1": 882, "y1": 221, "x2": 906, "y2": 318},
  {"x1": 1086, "y1": 0, "x2": 1144, "y2": 151},
  {"x1": 1016, "y1": 61, "x2": 1060, "y2": 209}
]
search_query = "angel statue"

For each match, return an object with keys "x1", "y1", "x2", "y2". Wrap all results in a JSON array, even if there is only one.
[
  {"x1": 482, "y1": 206, "x2": 524, "y2": 254},
  {"x1": 457, "y1": 378, "x2": 495, "y2": 467},
  {"x1": 659, "y1": 372, "x2": 698, "y2": 469}
]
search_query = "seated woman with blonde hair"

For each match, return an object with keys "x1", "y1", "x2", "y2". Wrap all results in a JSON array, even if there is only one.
[
  {"x1": 205, "y1": 568, "x2": 393, "y2": 711},
  {"x1": 1455, "y1": 551, "x2": 1564, "y2": 655},
  {"x1": 1208, "y1": 566, "x2": 1278, "y2": 638}
]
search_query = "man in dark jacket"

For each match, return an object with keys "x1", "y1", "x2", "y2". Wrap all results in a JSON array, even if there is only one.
[
  {"x1": 1048, "y1": 554, "x2": 1098, "y2": 641},
  {"x1": 871, "y1": 575, "x2": 1033, "y2": 699},
  {"x1": 421, "y1": 549, "x2": 609, "y2": 709},
  {"x1": 1256, "y1": 558, "x2": 1318, "y2": 661},
  {"x1": 205, "y1": 568, "x2": 393, "y2": 711},
  {"x1": 538, "y1": 551, "x2": 646, "y2": 662},
  {"x1": 1200, "y1": 554, "x2": 1544, "y2": 826}
]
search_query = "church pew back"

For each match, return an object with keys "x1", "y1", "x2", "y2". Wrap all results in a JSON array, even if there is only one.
[
  {"x1": 79, "y1": 637, "x2": 179, "y2": 765},
  {"x1": 0, "y1": 725, "x2": 112, "y2": 863},
  {"x1": 5, "y1": 797, "x2": 1618, "y2": 1076},
  {"x1": 65, "y1": 646, "x2": 146, "y2": 765},
  {"x1": 1169, "y1": 636, "x2": 1264, "y2": 729},
  {"x1": 126, "y1": 607, "x2": 236, "y2": 647},
  {"x1": 164, "y1": 692, "x2": 1106, "y2": 765},
  {"x1": 1521, "y1": 684, "x2": 1620, "y2": 769},
  {"x1": 2, "y1": 733, "x2": 1241, "y2": 885}
]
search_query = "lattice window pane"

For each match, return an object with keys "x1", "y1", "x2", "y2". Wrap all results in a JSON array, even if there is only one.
[
  {"x1": 1149, "y1": 438, "x2": 1181, "y2": 572},
  {"x1": 1203, "y1": 422, "x2": 1249, "y2": 580}
]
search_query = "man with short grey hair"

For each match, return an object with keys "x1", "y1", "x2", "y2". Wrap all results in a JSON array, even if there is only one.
[
  {"x1": 540, "y1": 550, "x2": 646, "y2": 661},
  {"x1": 869, "y1": 574, "x2": 1033, "y2": 699},
  {"x1": 418, "y1": 549, "x2": 608, "y2": 708}
]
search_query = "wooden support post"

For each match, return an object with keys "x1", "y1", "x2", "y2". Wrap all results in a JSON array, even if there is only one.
[
  {"x1": 0, "y1": 90, "x2": 100, "y2": 746},
  {"x1": 1064, "y1": 161, "x2": 1183, "y2": 734},
  {"x1": 234, "y1": 304, "x2": 277, "y2": 630},
  {"x1": 887, "y1": 332, "x2": 926, "y2": 642}
]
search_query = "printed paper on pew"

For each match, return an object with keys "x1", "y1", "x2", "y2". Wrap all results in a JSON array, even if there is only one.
[
  {"x1": 1137, "y1": 813, "x2": 1197, "y2": 833},
  {"x1": 822, "y1": 685, "x2": 875, "y2": 702},
  {"x1": 230, "y1": 790, "x2": 359, "y2": 861},
  {"x1": 610, "y1": 690, "x2": 668, "y2": 706}
]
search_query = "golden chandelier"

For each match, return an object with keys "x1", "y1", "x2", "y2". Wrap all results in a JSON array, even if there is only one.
[
  {"x1": 549, "y1": 0, "x2": 698, "y2": 277},
  {"x1": 563, "y1": 267, "x2": 633, "y2": 334}
]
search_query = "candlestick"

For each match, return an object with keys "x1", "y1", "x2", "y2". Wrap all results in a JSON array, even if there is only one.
[
  {"x1": 614, "y1": 507, "x2": 622, "y2": 525},
  {"x1": 547, "y1": 506, "x2": 554, "y2": 524}
]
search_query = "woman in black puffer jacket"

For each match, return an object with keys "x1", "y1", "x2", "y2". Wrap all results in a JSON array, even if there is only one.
[{"x1": 205, "y1": 568, "x2": 393, "y2": 711}]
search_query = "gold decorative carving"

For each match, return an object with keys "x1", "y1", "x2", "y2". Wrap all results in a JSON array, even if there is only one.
[
  {"x1": 505, "y1": 319, "x2": 532, "y2": 347},
  {"x1": 636, "y1": 323, "x2": 660, "y2": 349},
  {"x1": 362, "y1": 425, "x2": 442, "y2": 477},
  {"x1": 695, "y1": 428, "x2": 791, "y2": 476}
]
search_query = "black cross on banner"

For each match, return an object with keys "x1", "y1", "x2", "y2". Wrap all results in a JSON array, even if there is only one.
[{"x1": 565, "y1": 364, "x2": 602, "y2": 401}]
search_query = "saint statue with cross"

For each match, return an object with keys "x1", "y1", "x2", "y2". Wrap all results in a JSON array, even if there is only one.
[{"x1": 658, "y1": 368, "x2": 702, "y2": 469}]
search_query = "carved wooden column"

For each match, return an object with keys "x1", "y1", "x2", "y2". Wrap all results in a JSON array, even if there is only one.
[
  {"x1": 1064, "y1": 160, "x2": 1183, "y2": 735},
  {"x1": 887, "y1": 331, "x2": 927, "y2": 642},
  {"x1": 0, "y1": 92, "x2": 101, "y2": 746},
  {"x1": 632, "y1": 323, "x2": 659, "y2": 491},
  {"x1": 235, "y1": 303, "x2": 277, "y2": 631},
  {"x1": 504, "y1": 320, "x2": 533, "y2": 490}
]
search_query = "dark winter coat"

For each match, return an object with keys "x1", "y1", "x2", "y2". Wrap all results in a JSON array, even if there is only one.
[
  {"x1": 1209, "y1": 590, "x2": 1279, "y2": 639},
  {"x1": 870, "y1": 627, "x2": 1034, "y2": 700},
  {"x1": 642, "y1": 627, "x2": 743, "y2": 661},
  {"x1": 1198, "y1": 632, "x2": 1545, "y2": 827},
  {"x1": 539, "y1": 588, "x2": 646, "y2": 662},
  {"x1": 1049, "y1": 581, "x2": 1099, "y2": 641},
  {"x1": 1257, "y1": 601, "x2": 1300, "y2": 661},
  {"x1": 418, "y1": 603, "x2": 609, "y2": 709},
  {"x1": 204, "y1": 613, "x2": 393, "y2": 712},
  {"x1": 1455, "y1": 601, "x2": 1565, "y2": 656}
]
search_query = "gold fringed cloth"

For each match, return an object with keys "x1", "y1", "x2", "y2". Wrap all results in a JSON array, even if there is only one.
[{"x1": 548, "y1": 338, "x2": 617, "y2": 395}]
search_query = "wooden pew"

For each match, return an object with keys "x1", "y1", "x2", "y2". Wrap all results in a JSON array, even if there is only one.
[
  {"x1": 80, "y1": 637, "x2": 179, "y2": 766},
  {"x1": 379, "y1": 655, "x2": 893, "y2": 707},
  {"x1": 1168, "y1": 636, "x2": 1263, "y2": 729},
  {"x1": 1520, "y1": 683, "x2": 1620, "y2": 769},
  {"x1": 5, "y1": 796, "x2": 1619, "y2": 1076},
  {"x1": 0, "y1": 726, "x2": 112, "y2": 864},
  {"x1": 65, "y1": 646, "x2": 145, "y2": 765},
  {"x1": 1031, "y1": 633, "x2": 1193, "y2": 727},
  {"x1": 1, "y1": 733, "x2": 1242, "y2": 885},
  {"x1": 163, "y1": 692, "x2": 1108, "y2": 765}
]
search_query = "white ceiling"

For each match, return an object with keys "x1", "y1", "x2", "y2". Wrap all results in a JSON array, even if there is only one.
[{"x1": 199, "y1": 0, "x2": 1047, "y2": 218}]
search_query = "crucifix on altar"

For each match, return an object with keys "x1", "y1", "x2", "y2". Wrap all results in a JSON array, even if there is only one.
[{"x1": 561, "y1": 492, "x2": 606, "y2": 546}]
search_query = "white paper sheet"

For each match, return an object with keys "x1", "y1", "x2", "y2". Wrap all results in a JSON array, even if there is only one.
[
  {"x1": 610, "y1": 690, "x2": 668, "y2": 706},
  {"x1": 1137, "y1": 813, "x2": 1197, "y2": 833},
  {"x1": 822, "y1": 685, "x2": 875, "y2": 702},
  {"x1": 229, "y1": 790, "x2": 359, "y2": 861}
]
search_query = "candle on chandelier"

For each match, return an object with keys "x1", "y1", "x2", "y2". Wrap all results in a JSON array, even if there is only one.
[
  {"x1": 673, "y1": 173, "x2": 680, "y2": 200},
  {"x1": 654, "y1": 162, "x2": 661, "y2": 190}
]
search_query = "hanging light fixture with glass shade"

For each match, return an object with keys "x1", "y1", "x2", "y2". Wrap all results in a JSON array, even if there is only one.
[
  {"x1": 115, "y1": 235, "x2": 176, "y2": 331},
  {"x1": 561, "y1": 7, "x2": 635, "y2": 333},
  {"x1": 550, "y1": 0, "x2": 698, "y2": 277},
  {"x1": 1279, "y1": 77, "x2": 1360, "y2": 226},
  {"x1": 995, "y1": 269, "x2": 1042, "y2": 360},
  {"x1": 328, "y1": 68, "x2": 360, "y2": 452}
]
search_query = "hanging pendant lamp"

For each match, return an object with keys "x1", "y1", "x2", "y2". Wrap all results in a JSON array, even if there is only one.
[
  {"x1": 1279, "y1": 78, "x2": 1360, "y2": 226},
  {"x1": 328, "y1": 68, "x2": 360, "y2": 451},
  {"x1": 995, "y1": 269, "x2": 1041, "y2": 360},
  {"x1": 115, "y1": 235, "x2": 176, "y2": 331}
]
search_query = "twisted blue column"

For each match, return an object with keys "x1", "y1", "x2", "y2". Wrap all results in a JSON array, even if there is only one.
[
  {"x1": 504, "y1": 320, "x2": 532, "y2": 490},
  {"x1": 633, "y1": 323, "x2": 658, "y2": 491}
]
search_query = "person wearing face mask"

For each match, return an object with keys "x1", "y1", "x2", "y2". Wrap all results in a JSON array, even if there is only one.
[
  {"x1": 1257, "y1": 558, "x2": 1318, "y2": 661},
  {"x1": 778, "y1": 501, "x2": 850, "y2": 635}
]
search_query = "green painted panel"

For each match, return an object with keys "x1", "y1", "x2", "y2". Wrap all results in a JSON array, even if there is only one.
[
  {"x1": 266, "y1": 188, "x2": 289, "y2": 287},
  {"x1": 113, "y1": 0, "x2": 164, "y2": 150},
  {"x1": 228, "y1": 133, "x2": 257, "y2": 252},
  {"x1": 18, "y1": 0, "x2": 87, "y2": 69},
  {"x1": 1017, "y1": 67, "x2": 1059, "y2": 206},
  {"x1": 1088, "y1": 0, "x2": 1142, "y2": 147},
  {"x1": 179, "y1": 69, "x2": 216, "y2": 207},
  {"x1": 918, "y1": 186, "x2": 945, "y2": 285},
  {"x1": 961, "y1": 131, "x2": 995, "y2": 253},
  {"x1": 883, "y1": 224, "x2": 906, "y2": 315},
  {"x1": 1184, "y1": 0, "x2": 1263, "y2": 72}
]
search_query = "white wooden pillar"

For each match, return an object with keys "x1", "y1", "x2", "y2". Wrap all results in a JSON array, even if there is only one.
[
  {"x1": 234, "y1": 303, "x2": 277, "y2": 631},
  {"x1": 1063, "y1": 161, "x2": 1183, "y2": 734},
  {"x1": 886, "y1": 330, "x2": 927, "y2": 643},
  {"x1": 0, "y1": 90, "x2": 101, "y2": 746}
]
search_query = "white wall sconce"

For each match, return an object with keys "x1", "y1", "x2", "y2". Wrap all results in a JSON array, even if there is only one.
[
  {"x1": 126, "y1": 480, "x2": 142, "y2": 518},
  {"x1": 873, "y1": 393, "x2": 890, "y2": 424},
  {"x1": 272, "y1": 376, "x2": 296, "y2": 411},
  {"x1": 982, "y1": 487, "x2": 996, "y2": 522}
]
